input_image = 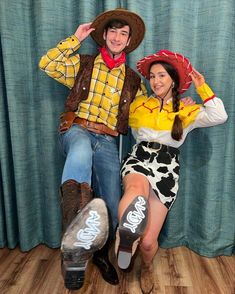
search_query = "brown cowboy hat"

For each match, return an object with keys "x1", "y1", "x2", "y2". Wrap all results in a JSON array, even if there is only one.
[{"x1": 90, "y1": 8, "x2": 145, "y2": 53}]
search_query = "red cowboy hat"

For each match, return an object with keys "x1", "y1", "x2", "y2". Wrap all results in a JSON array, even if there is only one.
[{"x1": 136, "y1": 50, "x2": 193, "y2": 94}]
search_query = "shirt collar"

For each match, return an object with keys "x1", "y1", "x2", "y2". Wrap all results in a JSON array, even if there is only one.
[
  {"x1": 95, "y1": 53, "x2": 126, "y2": 75},
  {"x1": 150, "y1": 94, "x2": 173, "y2": 105}
]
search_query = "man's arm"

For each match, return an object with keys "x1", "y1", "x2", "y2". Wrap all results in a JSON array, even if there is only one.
[
  {"x1": 38, "y1": 23, "x2": 95, "y2": 89},
  {"x1": 135, "y1": 80, "x2": 148, "y2": 100},
  {"x1": 74, "y1": 22, "x2": 95, "y2": 42}
]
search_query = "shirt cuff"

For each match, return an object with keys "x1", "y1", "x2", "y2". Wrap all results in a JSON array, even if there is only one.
[
  {"x1": 196, "y1": 83, "x2": 215, "y2": 102},
  {"x1": 58, "y1": 35, "x2": 81, "y2": 52}
]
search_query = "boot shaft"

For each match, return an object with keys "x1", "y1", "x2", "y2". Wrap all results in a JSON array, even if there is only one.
[{"x1": 60, "y1": 180, "x2": 93, "y2": 232}]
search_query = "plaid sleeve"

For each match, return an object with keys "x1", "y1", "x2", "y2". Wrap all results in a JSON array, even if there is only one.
[
  {"x1": 39, "y1": 35, "x2": 81, "y2": 89},
  {"x1": 135, "y1": 80, "x2": 148, "y2": 99}
]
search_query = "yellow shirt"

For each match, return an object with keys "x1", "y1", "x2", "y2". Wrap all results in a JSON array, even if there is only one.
[
  {"x1": 39, "y1": 35, "x2": 147, "y2": 130},
  {"x1": 129, "y1": 84, "x2": 228, "y2": 148},
  {"x1": 129, "y1": 96, "x2": 201, "y2": 130}
]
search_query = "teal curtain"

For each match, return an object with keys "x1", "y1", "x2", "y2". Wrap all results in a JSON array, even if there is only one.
[{"x1": 0, "y1": 0, "x2": 234, "y2": 255}]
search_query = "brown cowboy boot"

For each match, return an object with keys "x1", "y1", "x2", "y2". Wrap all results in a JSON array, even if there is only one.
[
  {"x1": 60, "y1": 179, "x2": 95, "y2": 290},
  {"x1": 61, "y1": 198, "x2": 109, "y2": 290},
  {"x1": 60, "y1": 180, "x2": 93, "y2": 232},
  {"x1": 140, "y1": 261, "x2": 154, "y2": 294}
]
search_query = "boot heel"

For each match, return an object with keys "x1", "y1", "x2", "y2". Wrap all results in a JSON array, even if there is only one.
[
  {"x1": 63, "y1": 264, "x2": 86, "y2": 290},
  {"x1": 117, "y1": 228, "x2": 140, "y2": 269}
]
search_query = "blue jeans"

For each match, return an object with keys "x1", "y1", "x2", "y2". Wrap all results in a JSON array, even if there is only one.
[{"x1": 59, "y1": 124, "x2": 121, "y2": 231}]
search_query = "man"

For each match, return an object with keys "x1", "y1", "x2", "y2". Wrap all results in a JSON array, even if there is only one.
[{"x1": 39, "y1": 8, "x2": 147, "y2": 290}]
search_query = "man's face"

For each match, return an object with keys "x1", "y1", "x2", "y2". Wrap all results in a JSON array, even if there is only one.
[{"x1": 103, "y1": 25, "x2": 131, "y2": 56}]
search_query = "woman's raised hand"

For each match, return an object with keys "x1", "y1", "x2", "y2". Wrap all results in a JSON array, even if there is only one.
[{"x1": 190, "y1": 68, "x2": 205, "y2": 88}]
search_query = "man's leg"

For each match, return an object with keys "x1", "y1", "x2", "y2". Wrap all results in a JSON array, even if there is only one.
[
  {"x1": 60, "y1": 124, "x2": 93, "y2": 184},
  {"x1": 91, "y1": 134, "x2": 121, "y2": 285},
  {"x1": 59, "y1": 126, "x2": 109, "y2": 290},
  {"x1": 59, "y1": 125, "x2": 94, "y2": 232}
]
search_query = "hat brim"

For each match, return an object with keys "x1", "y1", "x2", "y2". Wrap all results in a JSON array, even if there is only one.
[
  {"x1": 137, "y1": 50, "x2": 193, "y2": 94},
  {"x1": 90, "y1": 9, "x2": 145, "y2": 54}
]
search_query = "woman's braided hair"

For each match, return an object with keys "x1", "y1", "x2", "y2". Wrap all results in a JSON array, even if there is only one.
[{"x1": 171, "y1": 85, "x2": 183, "y2": 141}]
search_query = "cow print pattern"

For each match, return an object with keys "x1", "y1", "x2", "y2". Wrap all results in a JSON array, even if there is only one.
[{"x1": 121, "y1": 144, "x2": 180, "y2": 209}]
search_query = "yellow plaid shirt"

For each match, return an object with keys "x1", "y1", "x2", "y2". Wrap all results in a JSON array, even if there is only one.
[{"x1": 39, "y1": 35, "x2": 147, "y2": 130}]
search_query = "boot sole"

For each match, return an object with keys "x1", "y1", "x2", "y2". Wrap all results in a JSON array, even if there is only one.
[
  {"x1": 116, "y1": 195, "x2": 148, "y2": 269},
  {"x1": 62, "y1": 263, "x2": 87, "y2": 290},
  {"x1": 61, "y1": 198, "x2": 109, "y2": 290}
]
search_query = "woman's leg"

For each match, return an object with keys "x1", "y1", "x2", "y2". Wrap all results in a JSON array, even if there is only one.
[
  {"x1": 139, "y1": 188, "x2": 168, "y2": 265},
  {"x1": 139, "y1": 188, "x2": 168, "y2": 293},
  {"x1": 116, "y1": 173, "x2": 150, "y2": 269},
  {"x1": 118, "y1": 173, "x2": 150, "y2": 220}
]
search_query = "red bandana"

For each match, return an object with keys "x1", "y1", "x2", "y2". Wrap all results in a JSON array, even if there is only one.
[{"x1": 99, "y1": 47, "x2": 126, "y2": 70}]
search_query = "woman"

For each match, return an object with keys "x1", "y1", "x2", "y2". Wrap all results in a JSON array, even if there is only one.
[{"x1": 115, "y1": 50, "x2": 228, "y2": 293}]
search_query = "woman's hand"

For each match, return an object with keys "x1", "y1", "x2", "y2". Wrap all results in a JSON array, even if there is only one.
[
  {"x1": 190, "y1": 68, "x2": 205, "y2": 88},
  {"x1": 181, "y1": 96, "x2": 196, "y2": 105}
]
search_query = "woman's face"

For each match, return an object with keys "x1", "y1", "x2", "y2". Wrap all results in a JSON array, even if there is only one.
[{"x1": 149, "y1": 63, "x2": 173, "y2": 99}]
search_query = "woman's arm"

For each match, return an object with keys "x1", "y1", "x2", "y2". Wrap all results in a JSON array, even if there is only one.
[{"x1": 190, "y1": 69, "x2": 228, "y2": 128}]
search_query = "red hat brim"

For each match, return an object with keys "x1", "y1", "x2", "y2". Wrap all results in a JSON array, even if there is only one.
[{"x1": 136, "y1": 50, "x2": 193, "y2": 94}]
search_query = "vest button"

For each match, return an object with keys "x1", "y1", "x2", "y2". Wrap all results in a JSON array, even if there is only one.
[
  {"x1": 82, "y1": 87, "x2": 86, "y2": 90},
  {"x1": 123, "y1": 99, "x2": 127, "y2": 103}
]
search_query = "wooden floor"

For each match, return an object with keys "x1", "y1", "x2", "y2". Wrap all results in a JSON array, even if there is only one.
[{"x1": 0, "y1": 244, "x2": 234, "y2": 294}]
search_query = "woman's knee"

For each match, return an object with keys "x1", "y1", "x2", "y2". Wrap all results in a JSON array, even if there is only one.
[
  {"x1": 124, "y1": 175, "x2": 148, "y2": 195},
  {"x1": 140, "y1": 237, "x2": 159, "y2": 253}
]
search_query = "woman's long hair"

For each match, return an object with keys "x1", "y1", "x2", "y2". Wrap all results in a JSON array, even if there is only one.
[{"x1": 150, "y1": 61, "x2": 183, "y2": 141}]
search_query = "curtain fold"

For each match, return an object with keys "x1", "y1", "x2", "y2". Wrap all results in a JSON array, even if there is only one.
[{"x1": 0, "y1": 0, "x2": 234, "y2": 255}]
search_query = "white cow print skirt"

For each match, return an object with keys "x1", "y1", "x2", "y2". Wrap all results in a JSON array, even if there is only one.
[{"x1": 121, "y1": 142, "x2": 180, "y2": 210}]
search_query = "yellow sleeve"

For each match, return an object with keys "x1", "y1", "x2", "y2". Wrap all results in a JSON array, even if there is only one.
[
  {"x1": 39, "y1": 35, "x2": 81, "y2": 89},
  {"x1": 134, "y1": 80, "x2": 148, "y2": 100},
  {"x1": 179, "y1": 103, "x2": 202, "y2": 128},
  {"x1": 196, "y1": 83, "x2": 215, "y2": 102},
  {"x1": 180, "y1": 83, "x2": 215, "y2": 127}
]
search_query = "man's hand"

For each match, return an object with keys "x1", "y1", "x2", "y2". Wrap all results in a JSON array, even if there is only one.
[
  {"x1": 181, "y1": 96, "x2": 196, "y2": 105},
  {"x1": 74, "y1": 22, "x2": 95, "y2": 42},
  {"x1": 190, "y1": 68, "x2": 205, "y2": 88}
]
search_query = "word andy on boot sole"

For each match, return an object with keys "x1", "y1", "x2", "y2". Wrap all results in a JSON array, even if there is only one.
[
  {"x1": 73, "y1": 210, "x2": 101, "y2": 249},
  {"x1": 123, "y1": 196, "x2": 146, "y2": 233}
]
